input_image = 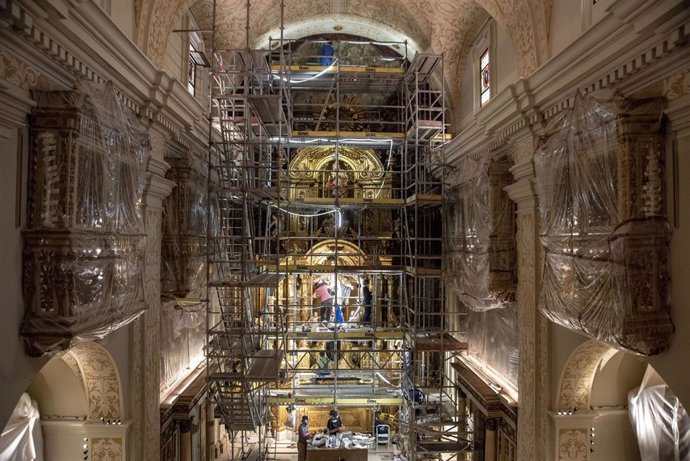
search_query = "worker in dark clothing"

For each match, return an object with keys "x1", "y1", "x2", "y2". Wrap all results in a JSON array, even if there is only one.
[
  {"x1": 361, "y1": 277, "x2": 372, "y2": 324},
  {"x1": 298, "y1": 415, "x2": 312, "y2": 461},
  {"x1": 326, "y1": 409, "x2": 343, "y2": 447}
]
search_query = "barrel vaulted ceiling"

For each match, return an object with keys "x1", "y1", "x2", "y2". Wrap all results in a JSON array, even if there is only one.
[{"x1": 134, "y1": 0, "x2": 552, "y2": 122}]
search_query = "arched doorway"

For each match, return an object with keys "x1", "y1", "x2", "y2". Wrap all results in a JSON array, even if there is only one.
[
  {"x1": 553, "y1": 339, "x2": 649, "y2": 461},
  {"x1": 15, "y1": 341, "x2": 128, "y2": 460}
]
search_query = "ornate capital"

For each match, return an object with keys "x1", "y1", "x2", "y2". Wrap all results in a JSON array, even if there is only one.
[
  {"x1": 505, "y1": 166, "x2": 537, "y2": 214},
  {"x1": 144, "y1": 157, "x2": 175, "y2": 212}
]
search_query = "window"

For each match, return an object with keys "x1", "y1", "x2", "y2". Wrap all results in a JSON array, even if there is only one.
[
  {"x1": 187, "y1": 31, "x2": 209, "y2": 96},
  {"x1": 187, "y1": 53, "x2": 196, "y2": 96},
  {"x1": 472, "y1": 18, "x2": 493, "y2": 111},
  {"x1": 480, "y1": 48, "x2": 490, "y2": 106}
]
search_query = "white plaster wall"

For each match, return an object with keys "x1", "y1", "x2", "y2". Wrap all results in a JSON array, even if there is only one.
[
  {"x1": 25, "y1": 358, "x2": 88, "y2": 417},
  {"x1": 164, "y1": 16, "x2": 187, "y2": 84},
  {"x1": 494, "y1": 23, "x2": 516, "y2": 96},
  {"x1": 457, "y1": 60, "x2": 475, "y2": 130},
  {"x1": 590, "y1": 411, "x2": 641, "y2": 461},
  {"x1": 548, "y1": 0, "x2": 582, "y2": 58},
  {"x1": 0, "y1": 125, "x2": 48, "y2": 431},
  {"x1": 109, "y1": 0, "x2": 135, "y2": 42},
  {"x1": 590, "y1": 352, "x2": 646, "y2": 408}
]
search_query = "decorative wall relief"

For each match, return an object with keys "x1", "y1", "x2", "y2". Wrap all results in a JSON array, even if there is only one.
[
  {"x1": 557, "y1": 428, "x2": 588, "y2": 461},
  {"x1": 21, "y1": 81, "x2": 149, "y2": 356},
  {"x1": 535, "y1": 92, "x2": 672, "y2": 355},
  {"x1": 91, "y1": 437, "x2": 124, "y2": 461}
]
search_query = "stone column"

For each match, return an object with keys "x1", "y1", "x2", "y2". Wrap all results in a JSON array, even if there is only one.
[
  {"x1": 505, "y1": 137, "x2": 549, "y2": 461},
  {"x1": 457, "y1": 390, "x2": 468, "y2": 461},
  {"x1": 130, "y1": 130, "x2": 175, "y2": 461},
  {"x1": 485, "y1": 419, "x2": 497, "y2": 461},
  {"x1": 179, "y1": 420, "x2": 192, "y2": 461}
]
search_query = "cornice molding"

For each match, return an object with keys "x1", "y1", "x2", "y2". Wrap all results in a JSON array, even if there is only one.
[
  {"x1": 0, "y1": 0, "x2": 208, "y2": 153},
  {"x1": 446, "y1": 0, "x2": 690, "y2": 166}
]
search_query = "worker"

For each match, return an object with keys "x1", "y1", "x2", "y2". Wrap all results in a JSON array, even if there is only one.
[
  {"x1": 298, "y1": 415, "x2": 313, "y2": 461},
  {"x1": 316, "y1": 350, "x2": 329, "y2": 369},
  {"x1": 361, "y1": 277, "x2": 372, "y2": 325},
  {"x1": 319, "y1": 41, "x2": 334, "y2": 66},
  {"x1": 313, "y1": 280, "x2": 334, "y2": 325},
  {"x1": 326, "y1": 409, "x2": 343, "y2": 447}
]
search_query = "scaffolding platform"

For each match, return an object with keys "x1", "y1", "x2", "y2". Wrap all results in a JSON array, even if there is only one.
[
  {"x1": 416, "y1": 441, "x2": 472, "y2": 453},
  {"x1": 267, "y1": 396, "x2": 403, "y2": 406},
  {"x1": 409, "y1": 333, "x2": 467, "y2": 351},
  {"x1": 284, "y1": 329, "x2": 404, "y2": 340}
]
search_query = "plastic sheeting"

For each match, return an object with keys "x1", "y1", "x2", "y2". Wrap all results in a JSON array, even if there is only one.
[
  {"x1": 464, "y1": 302, "x2": 519, "y2": 385},
  {"x1": 535, "y1": 92, "x2": 671, "y2": 355},
  {"x1": 22, "y1": 81, "x2": 149, "y2": 356},
  {"x1": 162, "y1": 159, "x2": 209, "y2": 301},
  {"x1": 629, "y1": 367, "x2": 690, "y2": 461},
  {"x1": 160, "y1": 301, "x2": 207, "y2": 391},
  {"x1": 0, "y1": 393, "x2": 43, "y2": 461},
  {"x1": 446, "y1": 156, "x2": 518, "y2": 386},
  {"x1": 446, "y1": 157, "x2": 513, "y2": 310}
]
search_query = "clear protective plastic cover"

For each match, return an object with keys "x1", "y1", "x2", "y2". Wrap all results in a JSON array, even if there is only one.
[
  {"x1": 160, "y1": 301, "x2": 206, "y2": 392},
  {"x1": 22, "y1": 80, "x2": 149, "y2": 356},
  {"x1": 446, "y1": 156, "x2": 518, "y2": 386},
  {"x1": 162, "y1": 158, "x2": 209, "y2": 302},
  {"x1": 535, "y1": 92, "x2": 671, "y2": 355},
  {"x1": 0, "y1": 393, "x2": 43, "y2": 461},
  {"x1": 629, "y1": 366, "x2": 690, "y2": 461}
]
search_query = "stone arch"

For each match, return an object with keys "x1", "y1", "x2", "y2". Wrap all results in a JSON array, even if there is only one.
[
  {"x1": 21, "y1": 341, "x2": 127, "y2": 460},
  {"x1": 556, "y1": 339, "x2": 618, "y2": 411},
  {"x1": 302, "y1": 239, "x2": 367, "y2": 267},
  {"x1": 62, "y1": 341, "x2": 124, "y2": 421}
]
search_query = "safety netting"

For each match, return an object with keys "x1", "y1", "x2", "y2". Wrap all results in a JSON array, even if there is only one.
[
  {"x1": 535, "y1": 91, "x2": 672, "y2": 355},
  {"x1": 446, "y1": 156, "x2": 518, "y2": 385},
  {"x1": 22, "y1": 80, "x2": 149, "y2": 356},
  {"x1": 629, "y1": 366, "x2": 690, "y2": 461}
]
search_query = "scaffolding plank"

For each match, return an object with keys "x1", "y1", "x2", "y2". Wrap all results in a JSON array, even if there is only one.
[
  {"x1": 412, "y1": 333, "x2": 467, "y2": 351},
  {"x1": 286, "y1": 197, "x2": 405, "y2": 208},
  {"x1": 290, "y1": 130, "x2": 404, "y2": 139},
  {"x1": 406, "y1": 194, "x2": 443, "y2": 205},
  {"x1": 271, "y1": 64, "x2": 404, "y2": 74},
  {"x1": 266, "y1": 396, "x2": 403, "y2": 405},
  {"x1": 417, "y1": 441, "x2": 472, "y2": 452},
  {"x1": 262, "y1": 264, "x2": 405, "y2": 274},
  {"x1": 284, "y1": 329, "x2": 404, "y2": 340}
]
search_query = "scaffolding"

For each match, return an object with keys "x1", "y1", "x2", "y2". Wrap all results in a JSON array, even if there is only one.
[{"x1": 205, "y1": 2, "x2": 469, "y2": 459}]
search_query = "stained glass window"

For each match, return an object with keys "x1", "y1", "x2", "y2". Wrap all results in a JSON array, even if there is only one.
[{"x1": 480, "y1": 49, "x2": 490, "y2": 106}]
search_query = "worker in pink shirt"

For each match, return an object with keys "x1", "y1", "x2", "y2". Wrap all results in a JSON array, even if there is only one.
[{"x1": 312, "y1": 280, "x2": 334, "y2": 324}]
